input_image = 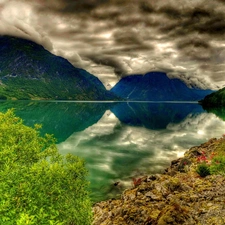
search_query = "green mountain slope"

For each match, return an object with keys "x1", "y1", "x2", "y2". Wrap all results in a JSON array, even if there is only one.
[
  {"x1": 200, "y1": 87, "x2": 225, "y2": 107},
  {"x1": 0, "y1": 36, "x2": 116, "y2": 100}
]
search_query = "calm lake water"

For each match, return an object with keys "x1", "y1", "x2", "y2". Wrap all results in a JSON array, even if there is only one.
[{"x1": 1, "y1": 100, "x2": 225, "y2": 202}]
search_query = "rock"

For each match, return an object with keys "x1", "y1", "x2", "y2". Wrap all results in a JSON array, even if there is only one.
[
  {"x1": 122, "y1": 189, "x2": 137, "y2": 201},
  {"x1": 177, "y1": 158, "x2": 192, "y2": 172},
  {"x1": 145, "y1": 191, "x2": 161, "y2": 201}
]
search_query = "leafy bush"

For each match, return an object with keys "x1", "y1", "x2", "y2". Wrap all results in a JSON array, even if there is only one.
[
  {"x1": 0, "y1": 95, "x2": 7, "y2": 100},
  {"x1": 196, "y1": 163, "x2": 211, "y2": 177},
  {"x1": 0, "y1": 110, "x2": 92, "y2": 225}
]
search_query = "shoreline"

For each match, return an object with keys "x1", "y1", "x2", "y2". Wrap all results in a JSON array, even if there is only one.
[{"x1": 93, "y1": 137, "x2": 225, "y2": 225}]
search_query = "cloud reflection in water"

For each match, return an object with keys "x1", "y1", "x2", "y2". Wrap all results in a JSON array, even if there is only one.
[{"x1": 58, "y1": 107, "x2": 225, "y2": 202}]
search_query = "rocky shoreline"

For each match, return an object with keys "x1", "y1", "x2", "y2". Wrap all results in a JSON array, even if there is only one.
[{"x1": 93, "y1": 138, "x2": 225, "y2": 225}]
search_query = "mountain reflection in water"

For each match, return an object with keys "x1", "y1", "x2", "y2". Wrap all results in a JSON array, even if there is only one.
[{"x1": 1, "y1": 101, "x2": 225, "y2": 202}]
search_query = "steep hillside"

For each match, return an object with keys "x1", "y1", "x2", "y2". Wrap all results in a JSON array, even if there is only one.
[
  {"x1": 200, "y1": 87, "x2": 225, "y2": 107},
  {"x1": 0, "y1": 36, "x2": 116, "y2": 100},
  {"x1": 110, "y1": 72, "x2": 213, "y2": 101}
]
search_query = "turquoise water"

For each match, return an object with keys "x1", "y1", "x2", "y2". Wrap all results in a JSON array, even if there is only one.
[{"x1": 1, "y1": 101, "x2": 225, "y2": 202}]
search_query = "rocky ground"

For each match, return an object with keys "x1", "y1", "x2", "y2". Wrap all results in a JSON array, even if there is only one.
[{"x1": 93, "y1": 138, "x2": 225, "y2": 225}]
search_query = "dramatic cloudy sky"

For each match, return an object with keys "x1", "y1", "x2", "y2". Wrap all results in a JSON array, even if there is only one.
[{"x1": 0, "y1": 0, "x2": 225, "y2": 89}]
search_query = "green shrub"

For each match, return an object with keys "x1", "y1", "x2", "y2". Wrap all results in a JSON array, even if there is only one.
[
  {"x1": 0, "y1": 110, "x2": 92, "y2": 225},
  {"x1": 0, "y1": 95, "x2": 7, "y2": 100},
  {"x1": 196, "y1": 163, "x2": 211, "y2": 177},
  {"x1": 210, "y1": 155, "x2": 225, "y2": 175}
]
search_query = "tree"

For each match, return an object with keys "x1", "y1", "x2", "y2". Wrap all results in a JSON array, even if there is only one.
[{"x1": 0, "y1": 110, "x2": 92, "y2": 225}]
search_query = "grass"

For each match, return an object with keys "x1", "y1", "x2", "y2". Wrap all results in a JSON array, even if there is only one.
[{"x1": 196, "y1": 137, "x2": 225, "y2": 177}]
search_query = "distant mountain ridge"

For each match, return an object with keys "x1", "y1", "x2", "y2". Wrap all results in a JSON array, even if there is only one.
[
  {"x1": 0, "y1": 36, "x2": 116, "y2": 100},
  {"x1": 0, "y1": 36, "x2": 214, "y2": 101},
  {"x1": 110, "y1": 72, "x2": 214, "y2": 101}
]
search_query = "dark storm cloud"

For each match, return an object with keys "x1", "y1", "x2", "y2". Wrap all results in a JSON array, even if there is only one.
[
  {"x1": 33, "y1": 0, "x2": 109, "y2": 14},
  {"x1": 177, "y1": 38, "x2": 210, "y2": 50},
  {"x1": 59, "y1": 0, "x2": 106, "y2": 13},
  {"x1": 215, "y1": 0, "x2": 225, "y2": 3},
  {"x1": 113, "y1": 29, "x2": 146, "y2": 47},
  {"x1": 198, "y1": 18, "x2": 225, "y2": 36},
  {"x1": 139, "y1": 2, "x2": 155, "y2": 14},
  {"x1": 156, "y1": 5, "x2": 225, "y2": 37},
  {"x1": 158, "y1": 6, "x2": 185, "y2": 19},
  {"x1": 84, "y1": 54, "x2": 128, "y2": 77},
  {"x1": 91, "y1": 7, "x2": 121, "y2": 20},
  {"x1": 176, "y1": 38, "x2": 213, "y2": 61}
]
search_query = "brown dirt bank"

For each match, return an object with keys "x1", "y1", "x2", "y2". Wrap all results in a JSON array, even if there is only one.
[{"x1": 93, "y1": 138, "x2": 225, "y2": 225}]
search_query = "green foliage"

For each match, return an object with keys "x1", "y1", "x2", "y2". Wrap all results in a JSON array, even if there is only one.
[
  {"x1": 0, "y1": 95, "x2": 7, "y2": 100},
  {"x1": 202, "y1": 87, "x2": 225, "y2": 107},
  {"x1": 210, "y1": 155, "x2": 225, "y2": 175},
  {"x1": 215, "y1": 138, "x2": 225, "y2": 154},
  {"x1": 0, "y1": 110, "x2": 92, "y2": 225},
  {"x1": 0, "y1": 76, "x2": 111, "y2": 100},
  {"x1": 196, "y1": 163, "x2": 211, "y2": 177}
]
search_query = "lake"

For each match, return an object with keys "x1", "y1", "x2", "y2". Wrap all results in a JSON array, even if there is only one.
[{"x1": 1, "y1": 100, "x2": 225, "y2": 202}]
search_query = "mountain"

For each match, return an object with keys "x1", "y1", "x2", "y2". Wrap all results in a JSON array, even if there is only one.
[
  {"x1": 200, "y1": 87, "x2": 225, "y2": 107},
  {"x1": 0, "y1": 36, "x2": 116, "y2": 100},
  {"x1": 110, "y1": 72, "x2": 213, "y2": 101}
]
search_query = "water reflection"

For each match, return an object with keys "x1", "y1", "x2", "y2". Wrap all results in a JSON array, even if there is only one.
[
  {"x1": 0, "y1": 101, "x2": 109, "y2": 142},
  {"x1": 203, "y1": 106, "x2": 225, "y2": 122},
  {"x1": 58, "y1": 103, "x2": 225, "y2": 202},
  {"x1": 111, "y1": 102, "x2": 204, "y2": 129},
  {"x1": 1, "y1": 101, "x2": 225, "y2": 202}
]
